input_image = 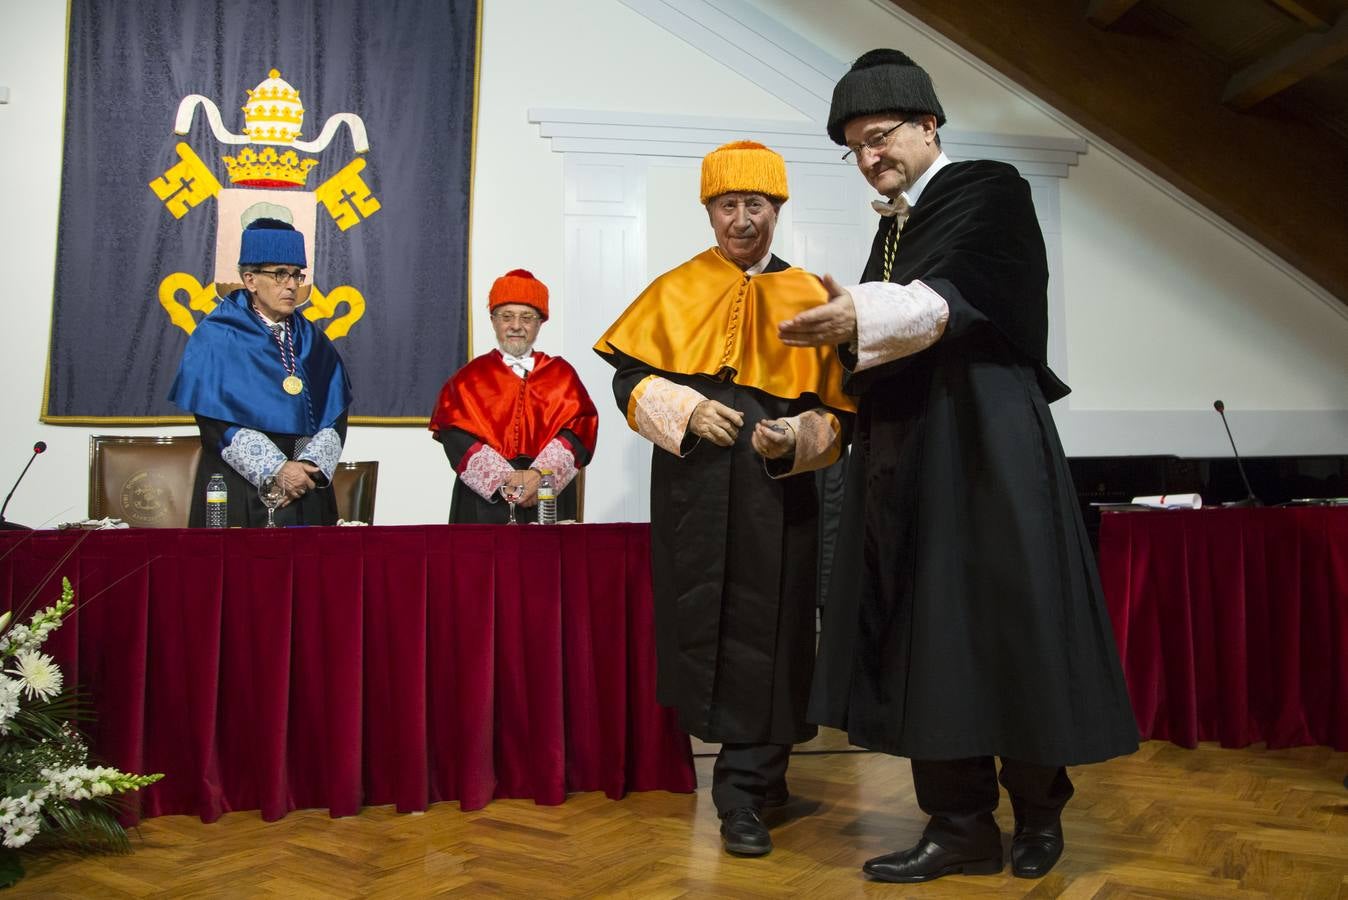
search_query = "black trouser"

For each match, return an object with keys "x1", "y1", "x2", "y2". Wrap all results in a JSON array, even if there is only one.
[
  {"x1": 711, "y1": 743, "x2": 791, "y2": 815},
  {"x1": 910, "y1": 757, "x2": 1074, "y2": 856}
]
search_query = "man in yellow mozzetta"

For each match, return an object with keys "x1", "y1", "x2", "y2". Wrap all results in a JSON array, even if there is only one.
[{"x1": 595, "y1": 140, "x2": 854, "y2": 858}]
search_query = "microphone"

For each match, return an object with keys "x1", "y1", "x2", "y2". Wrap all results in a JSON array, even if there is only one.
[
  {"x1": 0, "y1": 441, "x2": 47, "y2": 530},
  {"x1": 1212, "y1": 401, "x2": 1261, "y2": 507}
]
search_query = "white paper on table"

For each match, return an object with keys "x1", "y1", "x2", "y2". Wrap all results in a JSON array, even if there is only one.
[{"x1": 1130, "y1": 493, "x2": 1203, "y2": 509}]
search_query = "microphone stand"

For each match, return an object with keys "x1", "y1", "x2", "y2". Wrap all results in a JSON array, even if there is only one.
[
  {"x1": 1213, "y1": 401, "x2": 1261, "y2": 507},
  {"x1": 0, "y1": 444, "x2": 44, "y2": 530}
]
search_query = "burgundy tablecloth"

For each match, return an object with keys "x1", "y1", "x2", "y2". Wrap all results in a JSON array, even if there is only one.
[
  {"x1": 1099, "y1": 507, "x2": 1348, "y2": 750},
  {"x1": 0, "y1": 524, "x2": 695, "y2": 822}
]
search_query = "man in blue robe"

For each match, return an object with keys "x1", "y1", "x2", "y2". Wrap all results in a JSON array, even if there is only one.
[{"x1": 170, "y1": 218, "x2": 353, "y2": 526}]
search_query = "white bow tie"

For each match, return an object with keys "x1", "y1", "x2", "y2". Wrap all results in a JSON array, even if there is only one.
[
  {"x1": 502, "y1": 352, "x2": 535, "y2": 376},
  {"x1": 872, "y1": 197, "x2": 912, "y2": 220}
]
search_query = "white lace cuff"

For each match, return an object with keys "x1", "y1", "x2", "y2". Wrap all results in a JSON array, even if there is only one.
[
  {"x1": 627, "y1": 375, "x2": 706, "y2": 457},
  {"x1": 297, "y1": 428, "x2": 342, "y2": 483},
  {"x1": 851, "y1": 279, "x2": 949, "y2": 371},
  {"x1": 768, "y1": 410, "x2": 842, "y2": 478},
  {"x1": 221, "y1": 428, "x2": 287, "y2": 488},
  {"x1": 459, "y1": 443, "x2": 517, "y2": 502},
  {"x1": 531, "y1": 438, "x2": 578, "y2": 491}
]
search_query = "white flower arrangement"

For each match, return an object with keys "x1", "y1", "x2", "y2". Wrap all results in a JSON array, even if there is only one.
[{"x1": 0, "y1": 578, "x2": 162, "y2": 886}]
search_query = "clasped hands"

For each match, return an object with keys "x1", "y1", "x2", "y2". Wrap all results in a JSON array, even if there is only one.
[
  {"x1": 501, "y1": 468, "x2": 542, "y2": 507},
  {"x1": 689, "y1": 401, "x2": 795, "y2": 460},
  {"x1": 274, "y1": 460, "x2": 322, "y2": 507}
]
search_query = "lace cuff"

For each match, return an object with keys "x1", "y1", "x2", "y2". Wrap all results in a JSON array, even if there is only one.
[
  {"x1": 297, "y1": 428, "x2": 342, "y2": 484},
  {"x1": 627, "y1": 375, "x2": 706, "y2": 457},
  {"x1": 851, "y1": 279, "x2": 949, "y2": 371},
  {"x1": 458, "y1": 443, "x2": 516, "y2": 502},
  {"x1": 531, "y1": 438, "x2": 579, "y2": 491},
  {"x1": 766, "y1": 410, "x2": 842, "y2": 479},
  {"x1": 220, "y1": 428, "x2": 287, "y2": 488}
]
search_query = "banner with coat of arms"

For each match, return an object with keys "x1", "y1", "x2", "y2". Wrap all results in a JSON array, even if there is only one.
[{"x1": 43, "y1": 0, "x2": 479, "y2": 424}]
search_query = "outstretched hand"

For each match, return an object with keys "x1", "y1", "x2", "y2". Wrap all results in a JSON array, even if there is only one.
[{"x1": 777, "y1": 274, "x2": 857, "y2": 347}]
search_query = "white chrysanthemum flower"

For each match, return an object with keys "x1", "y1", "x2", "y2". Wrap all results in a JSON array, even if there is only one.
[
  {"x1": 9, "y1": 650, "x2": 62, "y2": 700},
  {"x1": 0, "y1": 676, "x2": 21, "y2": 733},
  {"x1": 18, "y1": 792, "x2": 43, "y2": 816},
  {"x1": 2, "y1": 815, "x2": 40, "y2": 848}
]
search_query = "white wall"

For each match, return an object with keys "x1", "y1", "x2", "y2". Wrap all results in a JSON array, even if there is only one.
[{"x1": 1, "y1": 0, "x2": 1344, "y2": 529}]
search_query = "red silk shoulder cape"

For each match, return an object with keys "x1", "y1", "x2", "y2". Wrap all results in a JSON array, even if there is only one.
[{"x1": 428, "y1": 350, "x2": 598, "y2": 460}]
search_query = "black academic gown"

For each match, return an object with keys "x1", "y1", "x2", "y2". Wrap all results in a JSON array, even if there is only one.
[
  {"x1": 809, "y1": 161, "x2": 1139, "y2": 766},
  {"x1": 189, "y1": 415, "x2": 347, "y2": 527},
  {"x1": 609, "y1": 256, "x2": 837, "y2": 745}
]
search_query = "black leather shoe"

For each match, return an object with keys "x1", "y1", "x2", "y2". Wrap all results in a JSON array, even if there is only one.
[
  {"x1": 720, "y1": 808, "x2": 772, "y2": 857},
  {"x1": 1011, "y1": 822, "x2": 1063, "y2": 879},
  {"x1": 863, "y1": 839, "x2": 1002, "y2": 883}
]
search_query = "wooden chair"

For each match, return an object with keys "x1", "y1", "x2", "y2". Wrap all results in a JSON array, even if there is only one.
[
  {"x1": 88, "y1": 435, "x2": 202, "y2": 528},
  {"x1": 333, "y1": 461, "x2": 379, "y2": 523}
]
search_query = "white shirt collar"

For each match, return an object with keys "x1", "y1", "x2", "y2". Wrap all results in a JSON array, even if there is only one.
[
  {"x1": 900, "y1": 151, "x2": 951, "y2": 208},
  {"x1": 743, "y1": 250, "x2": 773, "y2": 276}
]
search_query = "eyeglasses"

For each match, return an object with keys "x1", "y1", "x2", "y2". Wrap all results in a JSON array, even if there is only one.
[
  {"x1": 841, "y1": 120, "x2": 907, "y2": 163},
  {"x1": 252, "y1": 268, "x2": 307, "y2": 285},
  {"x1": 491, "y1": 312, "x2": 541, "y2": 325}
]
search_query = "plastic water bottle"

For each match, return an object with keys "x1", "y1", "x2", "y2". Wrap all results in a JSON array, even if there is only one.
[
  {"x1": 537, "y1": 469, "x2": 557, "y2": 525},
  {"x1": 205, "y1": 474, "x2": 229, "y2": 528}
]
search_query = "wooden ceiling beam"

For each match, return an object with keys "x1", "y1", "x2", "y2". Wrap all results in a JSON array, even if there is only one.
[
  {"x1": 1223, "y1": 11, "x2": 1348, "y2": 109},
  {"x1": 882, "y1": 0, "x2": 1348, "y2": 308},
  {"x1": 1085, "y1": 0, "x2": 1142, "y2": 29},
  {"x1": 1261, "y1": 0, "x2": 1331, "y2": 30}
]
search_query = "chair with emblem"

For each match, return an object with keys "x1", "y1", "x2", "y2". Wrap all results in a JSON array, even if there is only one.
[{"x1": 88, "y1": 435, "x2": 202, "y2": 528}]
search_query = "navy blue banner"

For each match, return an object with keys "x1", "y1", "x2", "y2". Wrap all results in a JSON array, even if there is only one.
[{"x1": 45, "y1": 0, "x2": 478, "y2": 423}]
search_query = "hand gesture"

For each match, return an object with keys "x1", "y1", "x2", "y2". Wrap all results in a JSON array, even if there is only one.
[
  {"x1": 688, "y1": 400, "x2": 744, "y2": 447},
  {"x1": 751, "y1": 420, "x2": 795, "y2": 460},
  {"x1": 777, "y1": 274, "x2": 857, "y2": 347}
]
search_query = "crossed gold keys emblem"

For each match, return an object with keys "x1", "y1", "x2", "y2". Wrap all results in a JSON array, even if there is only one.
[{"x1": 148, "y1": 69, "x2": 379, "y2": 340}]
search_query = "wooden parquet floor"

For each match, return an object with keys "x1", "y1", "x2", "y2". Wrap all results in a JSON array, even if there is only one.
[{"x1": 11, "y1": 736, "x2": 1348, "y2": 898}]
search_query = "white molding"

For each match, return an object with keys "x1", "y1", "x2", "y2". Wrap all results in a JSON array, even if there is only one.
[
  {"x1": 619, "y1": 0, "x2": 840, "y2": 120},
  {"x1": 1055, "y1": 409, "x2": 1348, "y2": 457},
  {"x1": 529, "y1": 107, "x2": 1087, "y2": 176},
  {"x1": 864, "y1": 0, "x2": 1348, "y2": 326}
]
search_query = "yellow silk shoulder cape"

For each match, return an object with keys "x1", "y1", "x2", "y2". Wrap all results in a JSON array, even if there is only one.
[{"x1": 594, "y1": 249, "x2": 855, "y2": 413}]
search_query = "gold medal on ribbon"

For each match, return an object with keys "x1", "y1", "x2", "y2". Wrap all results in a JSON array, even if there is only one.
[{"x1": 282, "y1": 375, "x2": 304, "y2": 395}]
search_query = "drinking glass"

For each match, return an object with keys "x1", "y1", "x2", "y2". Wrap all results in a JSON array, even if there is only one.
[
  {"x1": 259, "y1": 475, "x2": 285, "y2": 528},
  {"x1": 498, "y1": 481, "x2": 525, "y2": 524}
]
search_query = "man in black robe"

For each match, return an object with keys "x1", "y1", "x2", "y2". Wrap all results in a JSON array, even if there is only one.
[
  {"x1": 595, "y1": 141, "x2": 854, "y2": 857},
  {"x1": 780, "y1": 50, "x2": 1139, "y2": 883}
]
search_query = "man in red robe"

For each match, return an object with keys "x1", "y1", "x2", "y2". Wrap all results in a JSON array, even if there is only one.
[{"x1": 429, "y1": 269, "x2": 598, "y2": 523}]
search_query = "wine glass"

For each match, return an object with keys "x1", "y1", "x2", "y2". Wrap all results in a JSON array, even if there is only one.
[
  {"x1": 259, "y1": 475, "x2": 285, "y2": 528},
  {"x1": 498, "y1": 480, "x2": 525, "y2": 525}
]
